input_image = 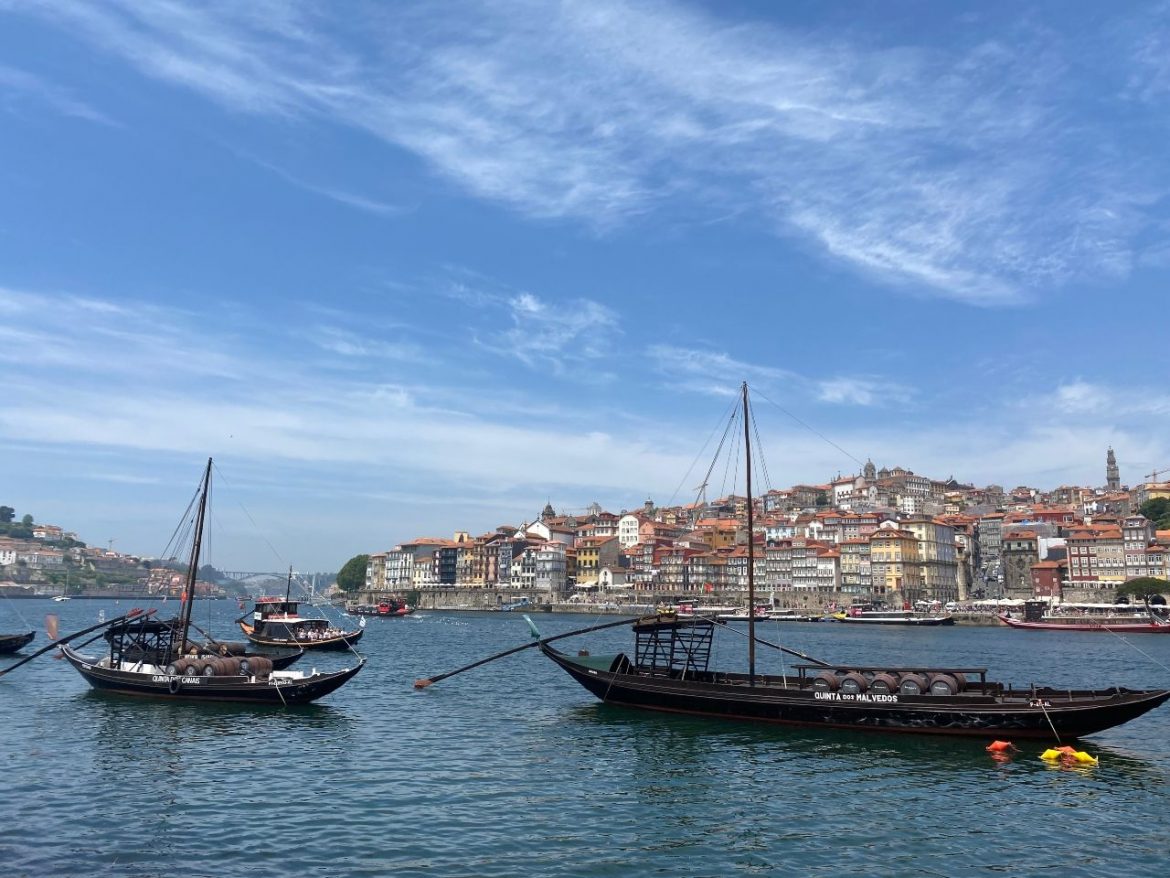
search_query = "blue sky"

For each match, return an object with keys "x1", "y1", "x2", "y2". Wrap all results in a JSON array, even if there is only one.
[{"x1": 3, "y1": 1, "x2": 1170, "y2": 572}]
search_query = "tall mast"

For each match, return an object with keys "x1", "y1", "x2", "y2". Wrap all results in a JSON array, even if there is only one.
[
  {"x1": 285, "y1": 566, "x2": 293, "y2": 604},
  {"x1": 176, "y1": 457, "x2": 211, "y2": 656},
  {"x1": 743, "y1": 382, "x2": 756, "y2": 685}
]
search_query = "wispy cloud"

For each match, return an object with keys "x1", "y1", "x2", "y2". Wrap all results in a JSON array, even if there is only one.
[
  {"x1": 0, "y1": 62, "x2": 115, "y2": 124},
  {"x1": 645, "y1": 344, "x2": 910, "y2": 410},
  {"x1": 433, "y1": 271, "x2": 621, "y2": 374},
  {"x1": 1050, "y1": 380, "x2": 1170, "y2": 418},
  {"x1": 246, "y1": 154, "x2": 409, "y2": 216},
  {"x1": 7, "y1": 0, "x2": 1166, "y2": 303},
  {"x1": 817, "y1": 377, "x2": 913, "y2": 408}
]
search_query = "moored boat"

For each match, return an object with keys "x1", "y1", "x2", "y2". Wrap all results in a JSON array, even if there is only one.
[
  {"x1": 50, "y1": 458, "x2": 364, "y2": 705},
  {"x1": 536, "y1": 384, "x2": 1168, "y2": 739},
  {"x1": 0, "y1": 631, "x2": 35, "y2": 654},
  {"x1": 540, "y1": 612, "x2": 1169, "y2": 739},
  {"x1": 61, "y1": 614, "x2": 362, "y2": 704},
  {"x1": 349, "y1": 598, "x2": 415, "y2": 618},
  {"x1": 833, "y1": 606, "x2": 955, "y2": 626},
  {"x1": 998, "y1": 599, "x2": 1170, "y2": 633}
]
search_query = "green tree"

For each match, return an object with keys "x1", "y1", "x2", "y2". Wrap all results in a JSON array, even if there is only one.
[
  {"x1": 1115, "y1": 577, "x2": 1170, "y2": 604},
  {"x1": 21, "y1": 514, "x2": 33, "y2": 526},
  {"x1": 0, "y1": 505, "x2": 14, "y2": 523},
  {"x1": 1139, "y1": 498, "x2": 1170, "y2": 530},
  {"x1": 336, "y1": 554, "x2": 369, "y2": 593}
]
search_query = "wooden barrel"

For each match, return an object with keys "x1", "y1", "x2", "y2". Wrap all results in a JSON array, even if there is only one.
[
  {"x1": 898, "y1": 673, "x2": 929, "y2": 695},
  {"x1": 868, "y1": 673, "x2": 899, "y2": 695},
  {"x1": 217, "y1": 656, "x2": 242, "y2": 676},
  {"x1": 240, "y1": 655, "x2": 273, "y2": 678},
  {"x1": 812, "y1": 670, "x2": 840, "y2": 692},
  {"x1": 839, "y1": 672, "x2": 868, "y2": 695},
  {"x1": 928, "y1": 673, "x2": 961, "y2": 696}
]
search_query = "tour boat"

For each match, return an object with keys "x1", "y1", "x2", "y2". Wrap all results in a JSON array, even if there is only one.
[
  {"x1": 238, "y1": 596, "x2": 364, "y2": 650},
  {"x1": 833, "y1": 606, "x2": 955, "y2": 626},
  {"x1": 998, "y1": 600, "x2": 1170, "y2": 634}
]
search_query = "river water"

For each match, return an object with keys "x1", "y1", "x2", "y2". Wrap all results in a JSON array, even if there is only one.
[{"x1": 3, "y1": 598, "x2": 1170, "y2": 877}]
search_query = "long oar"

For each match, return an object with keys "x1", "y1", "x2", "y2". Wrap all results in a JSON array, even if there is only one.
[
  {"x1": 414, "y1": 614, "x2": 640, "y2": 688},
  {"x1": 0, "y1": 608, "x2": 154, "y2": 677}
]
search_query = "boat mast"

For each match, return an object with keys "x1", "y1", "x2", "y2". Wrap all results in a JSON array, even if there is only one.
[
  {"x1": 285, "y1": 566, "x2": 293, "y2": 604},
  {"x1": 176, "y1": 457, "x2": 212, "y2": 657},
  {"x1": 742, "y1": 382, "x2": 756, "y2": 685}
]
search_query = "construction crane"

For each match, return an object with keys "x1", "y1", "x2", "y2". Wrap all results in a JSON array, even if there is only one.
[{"x1": 1145, "y1": 467, "x2": 1168, "y2": 483}]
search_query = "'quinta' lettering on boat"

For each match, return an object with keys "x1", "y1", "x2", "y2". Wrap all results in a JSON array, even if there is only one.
[{"x1": 814, "y1": 691, "x2": 898, "y2": 703}]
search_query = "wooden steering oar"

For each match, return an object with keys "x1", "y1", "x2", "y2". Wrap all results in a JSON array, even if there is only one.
[
  {"x1": 0, "y1": 608, "x2": 154, "y2": 677},
  {"x1": 414, "y1": 614, "x2": 639, "y2": 688}
]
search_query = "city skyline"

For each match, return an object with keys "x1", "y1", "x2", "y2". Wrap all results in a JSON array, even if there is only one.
[{"x1": 3, "y1": 1, "x2": 1170, "y2": 569}]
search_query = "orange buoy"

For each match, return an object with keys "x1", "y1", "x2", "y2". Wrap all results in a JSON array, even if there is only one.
[{"x1": 986, "y1": 740, "x2": 1017, "y2": 752}]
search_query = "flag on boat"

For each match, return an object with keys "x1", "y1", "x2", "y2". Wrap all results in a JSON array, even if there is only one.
[{"x1": 45, "y1": 613, "x2": 59, "y2": 641}]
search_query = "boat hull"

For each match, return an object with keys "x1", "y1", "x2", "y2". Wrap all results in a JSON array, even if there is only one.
[
  {"x1": 237, "y1": 621, "x2": 364, "y2": 651},
  {"x1": 0, "y1": 631, "x2": 35, "y2": 654},
  {"x1": 837, "y1": 615, "x2": 955, "y2": 626},
  {"x1": 541, "y1": 646, "x2": 1170, "y2": 739},
  {"x1": 998, "y1": 614, "x2": 1170, "y2": 633},
  {"x1": 61, "y1": 645, "x2": 364, "y2": 705}
]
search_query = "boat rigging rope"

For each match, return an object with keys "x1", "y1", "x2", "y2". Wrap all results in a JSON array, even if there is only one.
[
  {"x1": 1033, "y1": 688, "x2": 1062, "y2": 745},
  {"x1": 1098, "y1": 628, "x2": 1170, "y2": 675},
  {"x1": 0, "y1": 590, "x2": 34, "y2": 629}
]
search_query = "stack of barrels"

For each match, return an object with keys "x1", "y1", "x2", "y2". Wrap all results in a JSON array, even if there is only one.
[
  {"x1": 165, "y1": 655, "x2": 274, "y2": 679},
  {"x1": 811, "y1": 669, "x2": 967, "y2": 696}
]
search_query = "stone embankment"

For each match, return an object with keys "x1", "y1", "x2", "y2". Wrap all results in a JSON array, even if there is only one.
[{"x1": 404, "y1": 588, "x2": 1004, "y2": 625}]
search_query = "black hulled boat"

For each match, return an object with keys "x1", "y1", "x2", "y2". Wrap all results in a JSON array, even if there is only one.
[
  {"x1": 540, "y1": 384, "x2": 1170, "y2": 739},
  {"x1": 62, "y1": 615, "x2": 361, "y2": 705},
  {"x1": 59, "y1": 458, "x2": 364, "y2": 705},
  {"x1": 0, "y1": 631, "x2": 35, "y2": 654},
  {"x1": 541, "y1": 613, "x2": 1170, "y2": 739}
]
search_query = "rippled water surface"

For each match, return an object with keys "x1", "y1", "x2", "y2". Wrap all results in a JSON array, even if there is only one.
[{"x1": 4, "y1": 600, "x2": 1170, "y2": 877}]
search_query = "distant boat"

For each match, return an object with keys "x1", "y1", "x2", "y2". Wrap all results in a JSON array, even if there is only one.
[
  {"x1": 833, "y1": 606, "x2": 955, "y2": 627},
  {"x1": 349, "y1": 598, "x2": 415, "y2": 618},
  {"x1": 237, "y1": 573, "x2": 364, "y2": 651},
  {"x1": 58, "y1": 458, "x2": 364, "y2": 704},
  {"x1": 52, "y1": 595, "x2": 70, "y2": 603},
  {"x1": 999, "y1": 600, "x2": 1170, "y2": 634}
]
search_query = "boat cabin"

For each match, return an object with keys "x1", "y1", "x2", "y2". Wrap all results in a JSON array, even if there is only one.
[{"x1": 251, "y1": 597, "x2": 304, "y2": 621}]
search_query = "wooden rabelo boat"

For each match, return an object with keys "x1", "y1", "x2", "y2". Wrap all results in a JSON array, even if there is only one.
[
  {"x1": 0, "y1": 630, "x2": 35, "y2": 654},
  {"x1": 538, "y1": 385, "x2": 1170, "y2": 739},
  {"x1": 237, "y1": 595, "x2": 364, "y2": 650},
  {"x1": 58, "y1": 459, "x2": 364, "y2": 704}
]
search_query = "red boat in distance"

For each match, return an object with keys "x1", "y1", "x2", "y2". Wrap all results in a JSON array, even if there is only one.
[
  {"x1": 999, "y1": 599, "x2": 1170, "y2": 633},
  {"x1": 349, "y1": 598, "x2": 415, "y2": 618}
]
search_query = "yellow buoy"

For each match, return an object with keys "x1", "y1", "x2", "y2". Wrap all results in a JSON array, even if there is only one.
[{"x1": 1040, "y1": 747, "x2": 1098, "y2": 765}]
